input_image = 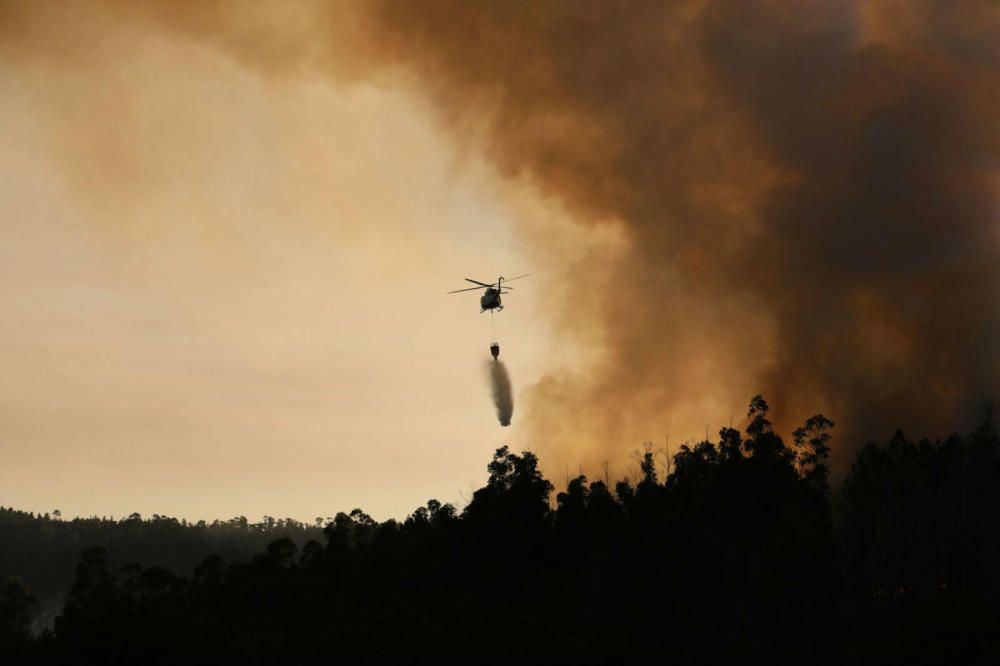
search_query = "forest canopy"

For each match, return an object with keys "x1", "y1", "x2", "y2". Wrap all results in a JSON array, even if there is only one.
[{"x1": 3, "y1": 395, "x2": 1000, "y2": 665}]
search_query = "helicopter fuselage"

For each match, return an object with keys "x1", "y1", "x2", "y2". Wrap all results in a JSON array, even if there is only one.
[{"x1": 480, "y1": 287, "x2": 502, "y2": 312}]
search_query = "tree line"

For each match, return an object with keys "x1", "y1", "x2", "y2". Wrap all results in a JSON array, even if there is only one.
[
  {"x1": 3, "y1": 395, "x2": 1000, "y2": 664},
  {"x1": 0, "y1": 508, "x2": 324, "y2": 605}
]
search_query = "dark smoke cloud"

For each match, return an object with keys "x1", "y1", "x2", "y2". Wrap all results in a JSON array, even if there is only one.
[
  {"x1": 354, "y1": 0, "x2": 1000, "y2": 469},
  {"x1": 11, "y1": 1, "x2": 1000, "y2": 471},
  {"x1": 487, "y1": 359, "x2": 514, "y2": 427}
]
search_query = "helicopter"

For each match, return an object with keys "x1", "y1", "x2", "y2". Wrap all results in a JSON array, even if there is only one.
[{"x1": 447, "y1": 274, "x2": 532, "y2": 313}]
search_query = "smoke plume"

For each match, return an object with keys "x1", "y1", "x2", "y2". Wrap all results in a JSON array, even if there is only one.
[
  {"x1": 353, "y1": 0, "x2": 1000, "y2": 469},
  {"x1": 487, "y1": 359, "x2": 514, "y2": 427},
  {"x1": 8, "y1": 1, "x2": 1000, "y2": 472}
]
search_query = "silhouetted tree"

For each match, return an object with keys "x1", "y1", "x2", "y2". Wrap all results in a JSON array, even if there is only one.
[{"x1": 6, "y1": 397, "x2": 1000, "y2": 665}]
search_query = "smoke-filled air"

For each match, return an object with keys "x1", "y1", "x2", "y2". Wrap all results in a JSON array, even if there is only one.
[
  {"x1": 353, "y1": 0, "x2": 1000, "y2": 472},
  {"x1": 4, "y1": 0, "x2": 995, "y2": 476},
  {"x1": 486, "y1": 359, "x2": 514, "y2": 427}
]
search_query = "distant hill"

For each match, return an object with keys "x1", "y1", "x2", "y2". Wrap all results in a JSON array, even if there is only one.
[{"x1": 0, "y1": 509, "x2": 323, "y2": 604}]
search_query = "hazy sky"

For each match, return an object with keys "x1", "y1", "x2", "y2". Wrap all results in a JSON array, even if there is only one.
[
  {"x1": 0, "y1": 5, "x2": 600, "y2": 521},
  {"x1": 5, "y1": 1, "x2": 1000, "y2": 521}
]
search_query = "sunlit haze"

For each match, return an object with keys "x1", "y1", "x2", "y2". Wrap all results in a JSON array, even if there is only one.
[
  {"x1": 0, "y1": 10, "x2": 590, "y2": 520},
  {"x1": 4, "y1": 1, "x2": 1000, "y2": 523}
]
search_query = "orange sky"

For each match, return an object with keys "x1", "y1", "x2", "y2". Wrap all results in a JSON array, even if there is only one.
[
  {"x1": 5, "y1": 1, "x2": 1000, "y2": 521},
  {"x1": 0, "y1": 6, "x2": 607, "y2": 520}
]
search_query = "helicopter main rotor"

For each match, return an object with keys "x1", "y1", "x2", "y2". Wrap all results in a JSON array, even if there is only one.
[{"x1": 446, "y1": 273, "x2": 532, "y2": 294}]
